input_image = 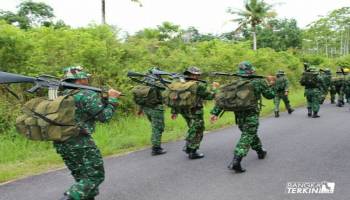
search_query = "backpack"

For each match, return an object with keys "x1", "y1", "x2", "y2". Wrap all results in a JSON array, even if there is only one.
[
  {"x1": 215, "y1": 79, "x2": 258, "y2": 112},
  {"x1": 162, "y1": 81, "x2": 198, "y2": 109},
  {"x1": 132, "y1": 85, "x2": 161, "y2": 107},
  {"x1": 332, "y1": 76, "x2": 344, "y2": 87},
  {"x1": 300, "y1": 72, "x2": 318, "y2": 87},
  {"x1": 275, "y1": 77, "x2": 286, "y2": 92},
  {"x1": 15, "y1": 95, "x2": 79, "y2": 142}
]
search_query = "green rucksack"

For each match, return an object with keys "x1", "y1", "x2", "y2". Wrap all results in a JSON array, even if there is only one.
[
  {"x1": 300, "y1": 72, "x2": 318, "y2": 87},
  {"x1": 162, "y1": 81, "x2": 199, "y2": 109},
  {"x1": 275, "y1": 76, "x2": 286, "y2": 92},
  {"x1": 332, "y1": 76, "x2": 344, "y2": 87},
  {"x1": 132, "y1": 85, "x2": 161, "y2": 107},
  {"x1": 215, "y1": 79, "x2": 258, "y2": 112},
  {"x1": 15, "y1": 95, "x2": 79, "y2": 142}
]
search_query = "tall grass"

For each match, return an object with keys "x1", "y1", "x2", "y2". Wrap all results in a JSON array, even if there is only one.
[{"x1": 0, "y1": 89, "x2": 305, "y2": 183}]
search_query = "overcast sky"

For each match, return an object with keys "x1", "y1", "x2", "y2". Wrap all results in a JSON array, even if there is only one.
[{"x1": 1, "y1": 0, "x2": 349, "y2": 34}]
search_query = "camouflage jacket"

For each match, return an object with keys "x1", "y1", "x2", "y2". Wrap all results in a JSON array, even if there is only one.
[
  {"x1": 274, "y1": 76, "x2": 289, "y2": 93},
  {"x1": 211, "y1": 78, "x2": 275, "y2": 116},
  {"x1": 171, "y1": 81, "x2": 217, "y2": 114},
  {"x1": 68, "y1": 89, "x2": 118, "y2": 135}
]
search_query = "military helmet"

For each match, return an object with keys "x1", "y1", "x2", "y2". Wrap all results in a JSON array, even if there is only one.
[
  {"x1": 276, "y1": 70, "x2": 285, "y2": 76},
  {"x1": 184, "y1": 66, "x2": 202, "y2": 75},
  {"x1": 148, "y1": 67, "x2": 161, "y2": 74},
  {"x1": 63, "y1": 66, "x2": 90, "y2": 80},
  {"x1": 308, "y1": 66, "x2": 317, "y2": 72},
  {"x1": 324, "y1": 68, "x2": 331, "y2": 72},
  {"x1": 237, "y1": 61, "x2": 256, "y2": 75}
]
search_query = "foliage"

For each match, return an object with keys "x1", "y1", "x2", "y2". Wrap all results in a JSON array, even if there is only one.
[
  {"x1": 227, "y1": 0, "x2": 276, "y2": 50},
  {"x1": 303, "y1": 7, "x2": 350, "y2": 57}
]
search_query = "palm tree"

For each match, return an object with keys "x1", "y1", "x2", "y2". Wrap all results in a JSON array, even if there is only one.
[{"x1": 228, "y1": 0, "x2": 276, "y2": 50}]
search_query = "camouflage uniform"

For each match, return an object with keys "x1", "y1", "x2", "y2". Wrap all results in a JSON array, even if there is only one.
[
  {"x1": 55, "y1": 67, "x2": 118, "y2": 200},
  {"x1": 301, "y1": 67, "x2": 323, "y2": 117},
  {"x1": 273, "y1": 71, "x2": 293, "y2": 116},
  {"x1": 211, "y1": 61, "x2": 275, "y2": 173},
  {"x1": 344, "y1": 73, "x2": 350, "y2": 103},
  {"x1": 172, "y1": 82, "x2": 216, "y2": 151},
  {"x1": 319, "y1": 69, "x2": 332, "y2": 104},
  {"x1": 142, "y1": 105, "x2": 165, "y2": 148},
  {"x1": 331, "y1": 73, "x2": 345, "y2": 106}
]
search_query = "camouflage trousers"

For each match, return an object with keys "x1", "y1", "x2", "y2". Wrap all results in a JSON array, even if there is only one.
[
  {"x1": 54, "y1": 134, "x2": 105, "y2": 200},
  {"x1": 234, "y1": 110, "x2": 263, "y2": 157},
  {"x1": 180, "y1": 109, "x2": 205, "y2": 150},
  {"x1": 305, "y1": 88, "x2": 321, "y2": 112},
  {"x1": 330, "y1": 86, "x2": 344, "y2": 103},
  {"x1": 143, "y1": 106, "x2": 165, "y2": 147},
  {"x1": 274, "y1": 93, "x2": 291, "y2": 112}
]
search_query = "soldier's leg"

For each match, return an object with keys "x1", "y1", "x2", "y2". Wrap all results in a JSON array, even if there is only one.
[
  {"x1": 54, "y1": 142, "x2": 84, "y2": 182},
  {"x1": 186, "y1": 112, "x2": 205, "y2": 150},
  {"x1": 144, "y1": 107, "x2": 165, "y2": 148},
  {"x1": 306, "y1": 92, "x2": 312, "y2": 117},
  {"x1": 274, "y1": 96, "x2": 281, "y2": 112},
  {"x1": 234, "y1": 113, "x2": 261, "y2": 157},
  {"x1": 65, "y1": 136, "x2": 105, "y2": 200},
  {"x1": 330, "y1": 87, "x2": 336, "y2": 103},
  {"x1": 311, "y1": 90, "x2": 320, "y2": 118}
]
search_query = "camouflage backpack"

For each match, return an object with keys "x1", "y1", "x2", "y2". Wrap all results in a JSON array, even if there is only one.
[
  {"x1": 162, "y1": 81, "x2": 198, "y2": 109},
  {"x1": 15, "y1": 94, "x2": 79, "y2": 142},
  {"x1": 300, "y1": 72, "x2": 318, "y2": 87},
  {"x1": 275, "y1": 76, "x2": 287, "y2": 92},
  {"x1": 332, "y1": 76, "x2": 344, "y2": 87},
  {"x1": 215, "y1": 79, "x2": 258, "y2": 112},
  {"x1": 131, "y1": 85, "x2": 161, "y2": 107}
]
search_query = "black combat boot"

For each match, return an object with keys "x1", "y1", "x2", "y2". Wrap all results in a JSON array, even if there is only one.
[
  {"x1": 256, "y1": 149, "x2": 267, "y2": 159},
  {"x1": 307, "y1": 108, "x2": 312, "y2": 117},
  {"x1": 312, "y1": 112, "x2": 320, "y2": 118},
  {"x1": 188, "y1": 149, "x2": 204, "y2": 159},
  {"x1": 337, "y1": 100, "x2": 344, "y2": 107},
  {"x1": 287, "y1": 108, "x2": 294, "y2": 114},
  {"x1": 182, "y1": 145, "x2": 191, "y2": 154},
  {"x1": 274, "y1": 111, "x2": 279, "y2": 118},
  {"x1": 228, "y1": 155, "x2": 246, "y2": 173},
  {"x1": 151, "y1": 146, "x2": 167, "y2": 156},
  {"x1": 59, "y1": 194, "x2": 71, "y2": 200}
]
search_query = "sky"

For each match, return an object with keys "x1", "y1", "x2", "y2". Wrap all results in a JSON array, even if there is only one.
[{"x1": 0, "y1": 0, "x2": 349, "y2": 34}]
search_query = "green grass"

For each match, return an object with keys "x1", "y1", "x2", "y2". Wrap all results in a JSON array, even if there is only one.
[{"x1": 0, "y1": 89, "x2": 305, "y2": 183}]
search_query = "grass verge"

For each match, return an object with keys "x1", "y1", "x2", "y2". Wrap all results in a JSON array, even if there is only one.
[{"x1": 0, "y1": 89, "x2": 305, "y2": 183}]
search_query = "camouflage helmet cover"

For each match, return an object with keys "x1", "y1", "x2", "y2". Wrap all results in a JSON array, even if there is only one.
[
  {"x1": 237, "y1": 61, "x2": 256, "y2": 75},
  {"x1": 276, "y1": 70, "x2": 285, "y2": 76},
  {"x1": 63, "y1": 66, "x2": 90, "y2": 80},
  {"x1": 184, "y1": 66, "x2": 202, "y2": 75}
]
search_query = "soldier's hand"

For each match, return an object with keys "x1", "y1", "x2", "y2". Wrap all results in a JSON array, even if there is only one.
[
  {"x1": 212, "y1": 82, "x2": 220, "y2": 89},
  {"x1": 284, "y1": 91, "x2": 289, "y2": 96},
  {"x1": 171, "y1": 114, "x2": 177, "y2": 120},
  {"x1": 137, "y1": 110, "x2": 144, "y2": 116},
  {"x1": 266, "y1": 75, "x2": 276, "y2": 86},
  {"x1": 210, "y1": 115, "x2": 218, "y2": 123},
  {"x1": 108, "y1": 89, "x2": 122, "y2": 98}
]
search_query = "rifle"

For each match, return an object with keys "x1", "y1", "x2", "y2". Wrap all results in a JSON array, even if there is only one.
[
  {"x1": 210, "y1": 72, "x2": 265, "y2": 79},
  {"x1": 127, "y1": 71, "x2": 171, "y2": 89},
  {"x1": 0, "y1": 71, "x2": 119, "y2": 100}
]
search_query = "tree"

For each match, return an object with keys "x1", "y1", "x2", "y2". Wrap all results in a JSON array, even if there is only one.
[
  {"x1": 227, "y1": 0, "x2": 276, "y2": 50},
  {"x1": 0, "y1": 0, "x2": 55, "y2": 29},
  {"x1": 241, "y1": 18, "x2": 302, "y2": 51}
]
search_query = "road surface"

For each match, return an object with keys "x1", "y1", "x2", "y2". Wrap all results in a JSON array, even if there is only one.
[{"x1": 1, "y1": 104, "x2": 350, "y2": 200}]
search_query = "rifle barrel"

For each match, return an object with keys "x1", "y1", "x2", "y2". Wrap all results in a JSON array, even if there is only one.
[{"x1": 0, "y1": 71, "x2": 36, "y2": 84}]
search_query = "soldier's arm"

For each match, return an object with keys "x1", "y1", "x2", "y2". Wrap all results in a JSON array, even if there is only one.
[
  {"x1": 254, "y1": 79, "x2": 275, "y2": 100},
  {"x1": 83, "y1": 91, "x2": 118, "y2": 123},
  {"x1": 210, "y1": 106, "x2": 222, "y2": 117},
  {"x1": 285, "y1": 78, "x2": 289, "y2": 92},
  {"x1": 197, "y1": 82, "x2": 217, "y2": 100}
]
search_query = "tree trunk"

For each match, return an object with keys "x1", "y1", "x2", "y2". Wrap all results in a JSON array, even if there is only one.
[
  {"x1": 252, "y1": 26, "x2": 257, "y2": 51},
  {"x1": 102, "y1": 0, "x2": 106, "y2": 24}
]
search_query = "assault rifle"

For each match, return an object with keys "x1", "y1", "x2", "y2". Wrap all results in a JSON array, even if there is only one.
[
  {"x1": 210, "y1": 72, "x2": 265, "y2": 79},
  {"x1": 127, "y1": 71, "x2": 171, "y2": 89},
  {"x1": 0, "y1": 71, "x2": 120, "y2": 100}
]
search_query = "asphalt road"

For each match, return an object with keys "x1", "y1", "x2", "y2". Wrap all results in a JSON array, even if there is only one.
[{"x1": 1, "y1": 103, "x2": 350, "y2": 200}]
